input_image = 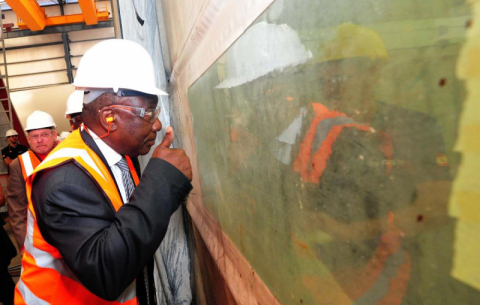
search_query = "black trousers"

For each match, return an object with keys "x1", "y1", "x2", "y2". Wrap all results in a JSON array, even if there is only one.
[
  {"x1": 0, "y1": 220, "x2": 16, "y2": 305},
  {"x1": 0, "y1": 265, "x2": 14, "y2": 305}
]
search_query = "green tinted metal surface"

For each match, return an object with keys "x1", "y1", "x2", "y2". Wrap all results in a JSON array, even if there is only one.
[{"x1": 188, "y1": 0, "x2": 475, "y2": 303}]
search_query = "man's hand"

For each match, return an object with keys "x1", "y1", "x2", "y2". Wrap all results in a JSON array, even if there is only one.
[{"x1": 152, "y1": 127, "x2": 192, "y2": 181}]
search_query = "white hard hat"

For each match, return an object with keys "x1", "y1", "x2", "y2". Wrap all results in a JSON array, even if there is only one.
[
  {"x1": 65, "y1": 90, "x2": 84, "y2": 118},
  {"x1": 216, "y1": 22, "x2": 312, "y2": 89},
  {"x1": 5, "y1": 129, "x2": 18, "y2": 137},
  {"x1": 25, "y1": 110, "x2": 56, "y2": 131},
  {"x1": 73, "y1": 39, "x2": 167, "y2": 96}
]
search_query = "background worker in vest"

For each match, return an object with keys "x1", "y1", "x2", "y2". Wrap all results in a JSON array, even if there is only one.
[
  {"x1": 60, "y1": 90, "x2": 84, "y2": 141},
  {"x1": 15, "y1": 39, "x2": 192, "y2": 305},
  {"x1": 6, "y1": 111, "x2": 57, "y2": 253},
  {"x1": 2, "y1": 129, "x2": 27, "y2": 167}
]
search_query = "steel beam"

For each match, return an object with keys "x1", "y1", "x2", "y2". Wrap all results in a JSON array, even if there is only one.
[
  {"x1": 78, "y1": 0, "x2": 98, "y2": 25},
  {"x1": 62, "y1": 32, "x2": 73, "y2": 83},
  {"x1": 4, "y1": 56, "x2": 65, "y2": 65},
  {"x1": 18, "y1": 12, "x2": 109, "y2": 30},
  {"x1": 59, "y1": 0, "x2": 65, "y2": 16},
  {"x1": 110, "y1": 0, "x2": 123, "y2": 38},
  {"x1": 4, "y1": 0, "x2": 46, "y2": 31},
  {"x1": 3, "y1": 40, "x2": 63, "y2": 51},
  {"x1": 4, "y1": 20, "x2": 114, "y2": 39},
  {"x1": 9, "y1": 82, "x2": 70, "y2": 92},
  {"x1": 8, "y1": 69, "x2": 68, "y2": 78},
  {"x1": 47, "y1": 11, "x2": 108, "y2": 26}
]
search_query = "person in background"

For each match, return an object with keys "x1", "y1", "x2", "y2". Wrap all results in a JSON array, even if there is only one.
[
  {"x1": 59, "y1": 90, "x2": 84, "y2": 141},
  {"x1": 65, "y1": 90, "x2": 84, "y2": 131},
  {"x1": 6, "y1": 111, "x2": 57, "y2": 253},
  {"x1": 14, "y1": 39, "x2": 192, "y2": 305},
  {"x1": 2, "y1": 129, "x2": 27, "y2": 167},
  {"x1": 0, "y1": 185, "x2": 15, "y2": 305}
]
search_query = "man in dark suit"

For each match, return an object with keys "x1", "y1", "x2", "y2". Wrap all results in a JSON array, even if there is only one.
[{"x1": 15, "y1": 39, "x2": 193, "y2": 305}]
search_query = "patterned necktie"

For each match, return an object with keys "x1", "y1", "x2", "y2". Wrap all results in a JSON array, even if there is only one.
[
  {"x1": 116, "y1": 157, "x2": 135, "y2": 201},
  {"x1": 117, "y1": 157, "x2": 149, "y2": 301}
]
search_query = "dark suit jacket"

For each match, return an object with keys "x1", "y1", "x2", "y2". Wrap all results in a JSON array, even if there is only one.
[{"x1": 31, "y1": 130, "x2": 192, "y2": 303}]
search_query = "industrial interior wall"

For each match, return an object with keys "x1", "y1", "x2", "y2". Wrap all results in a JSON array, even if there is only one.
[
  {"x1": 159, "y1": 0, "x2": 480, "y2": 304},
  {"x1": 10, "y1": 84, "x2": 73, "y2": 133},
  {"x1": 7, "y1": 27, "x2": 115, "y2": 125},
  {"x1": 116, "y1": 1, "x2": 192, "y2": 304}
]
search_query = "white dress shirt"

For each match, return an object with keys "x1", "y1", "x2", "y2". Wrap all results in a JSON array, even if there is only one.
[{"x1": 87, "y1": 129, "x2": 129, "y2": 203}]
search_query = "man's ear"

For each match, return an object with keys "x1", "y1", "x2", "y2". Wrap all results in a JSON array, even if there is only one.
[{"x1": 99, "y1": 108, "x2": 118, "y2": 132}]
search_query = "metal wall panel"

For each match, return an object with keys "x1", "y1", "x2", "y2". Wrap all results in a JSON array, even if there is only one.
[
  {"x1": 118, "y1": 1, "x2": 192, "y2": 304},
  {"x1": 2, "y1": 58, "x2": 66, "y2": 76}
]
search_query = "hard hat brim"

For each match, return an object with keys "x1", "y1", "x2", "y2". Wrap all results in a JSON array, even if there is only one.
[
  {"x1": 72, "y1": 83, "x2": 168, "y2": 96},
  {"x1": 25, "y1": 125, "x2": 56, "y2": 132}
]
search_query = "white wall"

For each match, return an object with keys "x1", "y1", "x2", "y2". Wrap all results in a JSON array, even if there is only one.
[{"x1": 10, "y1": 84, "x2": 74, "y2": 134}]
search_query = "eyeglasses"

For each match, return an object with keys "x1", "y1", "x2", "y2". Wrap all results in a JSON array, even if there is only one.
[
  {"x1": 116, "y1": 89, "x2": 158, "y2": 101},
  {"x1": 28, "y1": 131, "x2": 54, "y2": 141},
  {"x1": 109, "y1": 105, "x2": 161, "y2": 124}
]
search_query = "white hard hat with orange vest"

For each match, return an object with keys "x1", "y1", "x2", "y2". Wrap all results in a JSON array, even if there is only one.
[
  {"x1": 5, "y1": 129, "x2": 18, "y2": 137},
  {"x1": 65, "y1": 90, "x2": 84, "y2": 119},
  {"x1": 25, "y1": 110, "x2": 56, "y2": 132},
  {"x1": 73, "y1": 39, "x2": 167, "y2": 98}
]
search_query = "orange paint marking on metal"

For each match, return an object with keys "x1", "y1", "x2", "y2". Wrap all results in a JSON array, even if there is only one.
[
  {"x1": 15, "y1": 1, "x2": 109, "y2": 30},
  {"x1": 5, "y1": 0, "x2": 46, "y2": 31}
]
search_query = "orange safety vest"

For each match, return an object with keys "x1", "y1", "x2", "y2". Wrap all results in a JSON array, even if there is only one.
[
  {"x1": 14, "y1": 129, "x2": 140, "y2": 305},
  {"x1": 17, "y1": 151, "x2": 41, "y2": 181},
  {"x1": 293, "y1": 103, "x2": 393, "y2": 184}
]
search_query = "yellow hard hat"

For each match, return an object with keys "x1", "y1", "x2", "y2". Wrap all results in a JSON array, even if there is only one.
[{"x1": 317, "y1": 23, "x2": 388, "y2": 63}]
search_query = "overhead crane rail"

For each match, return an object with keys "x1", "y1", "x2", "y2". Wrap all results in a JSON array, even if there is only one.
[{"x1": 5, "y1": 0, "x2": 109, "y2": 31}]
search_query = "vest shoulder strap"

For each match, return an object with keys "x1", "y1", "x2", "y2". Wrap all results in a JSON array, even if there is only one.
[
  {"x1": 28, "y1": 129, "x2": 124, "y2": 211},
  {"x1": 18, "y1": 150, "x2": 41, "y2": 181}
]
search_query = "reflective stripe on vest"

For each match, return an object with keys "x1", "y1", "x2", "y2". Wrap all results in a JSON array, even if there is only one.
[
  {"x1": 18, "y1": 151, "x2": 41, "y2": 181},
  {"x1": 15, "y1": 129, "x2": 139, "y2": 305},
  {"x1": 293, "y1": 103, "x2": 393, "y2": 184}
]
